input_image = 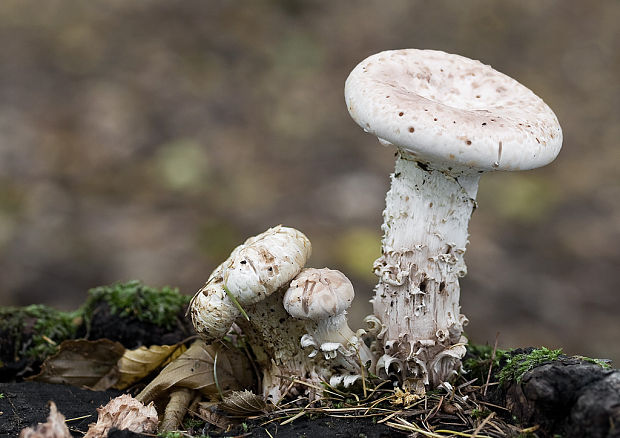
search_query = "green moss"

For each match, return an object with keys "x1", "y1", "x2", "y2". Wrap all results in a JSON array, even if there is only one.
[
  {"x1": 573, "y1": 355, "x2": 611, "y2": 369},
  {"x1": 463, "y1": 342, "x2": 507, "y2": 383},
  {"x1": 183, "y1": 417, "x2": 205, "y2": 429},
  {"x1": 158, "y1": 432, "x2": 184, "y2": 438},
  {"x1": 83, "y1": 280, "x2": 189, "y2": 329},
  {"x1": 1, "y1": 280, "x2": 189, "y2": 367},
  {"x1": 498, "y1": 347, "x2": 563, "y2": 384},
  {"x1": 0, "y1": 304, "x2": 78, "y2": 363},
  {"x1": 471, "y1": 408, "x2": 492, "y2": 419}
]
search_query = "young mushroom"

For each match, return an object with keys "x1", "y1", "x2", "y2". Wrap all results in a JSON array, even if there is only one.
[
  {"x1": 283, "y1": 268, "x2": 374, "y2": 385},
  {"x1": 189, "y1": 225, "x2": 319, "y2": 402},
  {"x1": 345, "y1": 49, "x2": 562, "y2": 389}
]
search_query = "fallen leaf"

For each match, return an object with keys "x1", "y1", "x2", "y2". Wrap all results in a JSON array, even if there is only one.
[
  {"x1": 114, "y1": 343, "x2": 187, "y2": 390},
  {"x1": 197, "y1": 402, "x2": 234, "y2": 430},
  {"x1": 84, "y1": 394, "x2": 158, "y2": 438},
  {"x1": 219, "y1": 390, "x2": 272, "y2": 415},
  {"x1": 19, "y1": 402, "x2": 71, "y2": 438},
  {"x1": 136, "y1": 340, "x2": 253, "y2": 404},
  {"x1": 27, "y1": 339, "x2": 125, "y2": 390}
]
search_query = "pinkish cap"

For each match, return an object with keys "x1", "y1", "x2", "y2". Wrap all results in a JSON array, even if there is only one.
[{"x1": 345, "y1": 49, "x2": 562, "y2": 172}]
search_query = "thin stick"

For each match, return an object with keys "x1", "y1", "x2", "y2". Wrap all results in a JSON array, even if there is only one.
[
  {"x1": 222, "y1": 285, "x2": 250, "y2": 321},
  {"x1": 483, "y1": 333, "x2": 499, "y2": 397},
  {"x1": 213, "y1": 349, "x2": 224, "y2": 399},
  {"x1": 64, "y1": 414, "x2": 92, "y2": 422},
  {"x1": 471, "y1": 411, "x2": 495, "y2": 437}
]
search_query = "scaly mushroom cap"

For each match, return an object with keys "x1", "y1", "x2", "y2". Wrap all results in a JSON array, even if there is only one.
[
  {"x1": 224, "y1": 225, "x2": 312, "y2": 305},
  {"x1": 345, "y1": 49, "x2": 562, "y2": 172},
  {"x1": 189, "y1": 262, "x2": 240, "y2": 342},
  {"x1": 283, "y1": 268, "x2": 354, "y2": 321},
  {"x1": 189, "y1": 225, "x2": 311, "y2": 342}
]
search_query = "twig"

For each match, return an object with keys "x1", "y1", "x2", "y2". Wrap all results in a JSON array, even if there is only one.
[
  {"x1": 483, "y1": 333, "x2": 499, "y2": 397},
  {"x1": 471, "y1": 411, "x2": 495, "y2": 437}
]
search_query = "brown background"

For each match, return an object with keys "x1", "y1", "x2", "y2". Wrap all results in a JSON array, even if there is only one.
[{"x1": 0, "y1": 1, "x2": 618, "y2": 363}]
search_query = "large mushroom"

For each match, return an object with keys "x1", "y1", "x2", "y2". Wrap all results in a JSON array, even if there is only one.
[{"x1": 344, "y1": 49, "x2": 562, "y2": 389}]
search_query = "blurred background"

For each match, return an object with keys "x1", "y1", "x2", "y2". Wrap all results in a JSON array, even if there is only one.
[{"x1": 0, "y1": 0, "x2": 618, "y2": 363}]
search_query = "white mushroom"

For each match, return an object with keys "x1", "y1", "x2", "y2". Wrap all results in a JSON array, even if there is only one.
[
  {"x1": 345, "y1": 49, "x2": 562, "y2": 389},
  {"x1": 224, "y1": 226, "x2": 312, "y2": 304},
  {"x1": 283, "y1": 268, "x2": 374, "y2": 385},
  {"x1": 189, "y1": 225, "x2": 318, "y2": 402},
  {"x1": 189, "y1": 261, "x2": 240, "y2": 342}
]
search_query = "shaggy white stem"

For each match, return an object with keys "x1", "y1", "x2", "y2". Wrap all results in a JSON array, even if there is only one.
[
  {"x1": 372, "y1": 152, "x2": 479, "y2": 387},
  {"x1": 236, "y1": 292, "x2": 321, "y2": 402}
]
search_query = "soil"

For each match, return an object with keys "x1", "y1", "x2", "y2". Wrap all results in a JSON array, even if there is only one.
[
  {"x1": 75, "y1": 301, "x2": 194, "y2": 349},
  {"x1": 3, "y1": 361, "x2": 619, "y2": 438},
  {"x1": 0, "y1": 381, "x2": 123, "y2": 437},
  {"x1": 0, "y1": 382, "x2": 399, "y2": 438},
  {"x1": 2, "y1": 303, "x2": 619, "y2": 437},
  {"x1": 0, "y1": 380, "x2": 400, "y2": 438}
]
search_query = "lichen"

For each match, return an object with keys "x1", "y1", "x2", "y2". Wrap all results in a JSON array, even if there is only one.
[{"x1": 83, "y1": 280, "x2": 189, "y2": 330}]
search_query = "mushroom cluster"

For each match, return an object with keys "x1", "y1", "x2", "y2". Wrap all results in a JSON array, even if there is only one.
[
  {"x1": 189, "y1": 48, "x2": 562, "y2": 400},
  {"x1": 189, "y1": 226, "x2": 373, "y2": 401}
]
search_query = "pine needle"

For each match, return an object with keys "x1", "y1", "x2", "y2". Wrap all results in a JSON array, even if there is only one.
[{"x1": 223, "y1": 285, "x2": 250, "y2": 321}]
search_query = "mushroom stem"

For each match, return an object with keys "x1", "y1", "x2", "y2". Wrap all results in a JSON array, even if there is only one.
[
  {"x1": 310, "y1": 313, "x2": 374, "y2": 369},
  {"x1": 373, "y1": 152, "x2": 477, "y2": 387},
  {"x1": 236, "y1": 291, "x2": 320, "y2": 402}
]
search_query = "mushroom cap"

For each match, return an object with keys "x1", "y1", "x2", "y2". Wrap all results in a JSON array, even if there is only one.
[
  {"x1": 345, "y1": 49, "x2": 562, "y2": 172},
  {"x1": 224, "y1": 225, "x2": 312, "y2": 305},
  {"x1": 189, "y1": 263, "x2": 241, "y2": 342},
  {"x1": 283, "y1": 268, "x2": 354, "y2": 321}
]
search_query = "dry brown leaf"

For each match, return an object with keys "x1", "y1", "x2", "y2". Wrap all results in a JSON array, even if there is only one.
[
  {"x1": 219, "y1": 390, "x2": 272, "y2": 415},
  {"x1": 27, "y1": 339, "x2": 125, "y2": 390},
  {"x1": 114, "y1": 343, "x2": 186, "y2": 390},
  {"x1": 136, "y1": 340, "x2": 253, "y2": 405},
  {"x1": 197, "y1": 402, "x2": 235, "y2": 430},
  {"x1": 19, "y1": 402, "x2": 71, "y2": 438},
  {"x1": 84, "y1": 394, "x2": 158, "y2": 438},
  {"x1": 158, "y1": 388, "x2": 195, "y2": 432}
]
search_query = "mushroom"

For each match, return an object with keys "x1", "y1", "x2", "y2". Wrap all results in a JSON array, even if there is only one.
[
  {"x1": 283, "y1": 268, "x2": 374, "y2": 385},
  {"x1": 344, "y1": 49, "x2": 562, "y2": 389},
  {"x1": 190, "y1": 261, "x2": 240, "y2": 342},
  {"x1": 189, "y1": 225, "x2": 319, "y2": 402}
]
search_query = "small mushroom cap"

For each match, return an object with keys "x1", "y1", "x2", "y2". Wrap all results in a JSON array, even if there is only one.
[
  {"x1": 224, "y1": 225, "x2": 312, "y2": 305},
  {"x1": 283, "y1": 268, "x2": 354, "y2": 321},
  {"x1": 189, "y1": 263, "x2": 241, "y2": 342},
  {"x1": 345, "y1": 49, "x2": 562, "y2": 172}
]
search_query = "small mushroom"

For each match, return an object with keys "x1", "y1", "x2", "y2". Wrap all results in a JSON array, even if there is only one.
[
  {"x1": 345, "y1": 49, "x2": 562, "y2": 389},
  {"x1": 189, "y1": 261, "x2": 240, "y2": 342},
  {"x1": 283, "y1": 268, "x2": 373, "y2": 384},
  {"x1": 189, "y1": 225, "x2": 317, "y2": 401}
]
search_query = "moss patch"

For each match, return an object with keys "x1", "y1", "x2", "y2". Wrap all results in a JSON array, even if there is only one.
[
  {"x1": 82, "y1": 280, "x2": 190, "y2": 330},
  {"x1": 498, "y1": 347, "x2": 563, "y2": 384},
  {"x1": 463, "y1": 342, "x2": 507, "y2": 383},
  {"x1": 573, "y1": 355, "x2": 612, "y2": 369},
  {"x1": 1, "y1": 280, "x2": 192, "y2": 379},
  {"x1": 0, "y1": 304, "x2": 78, "y2": 364}
]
